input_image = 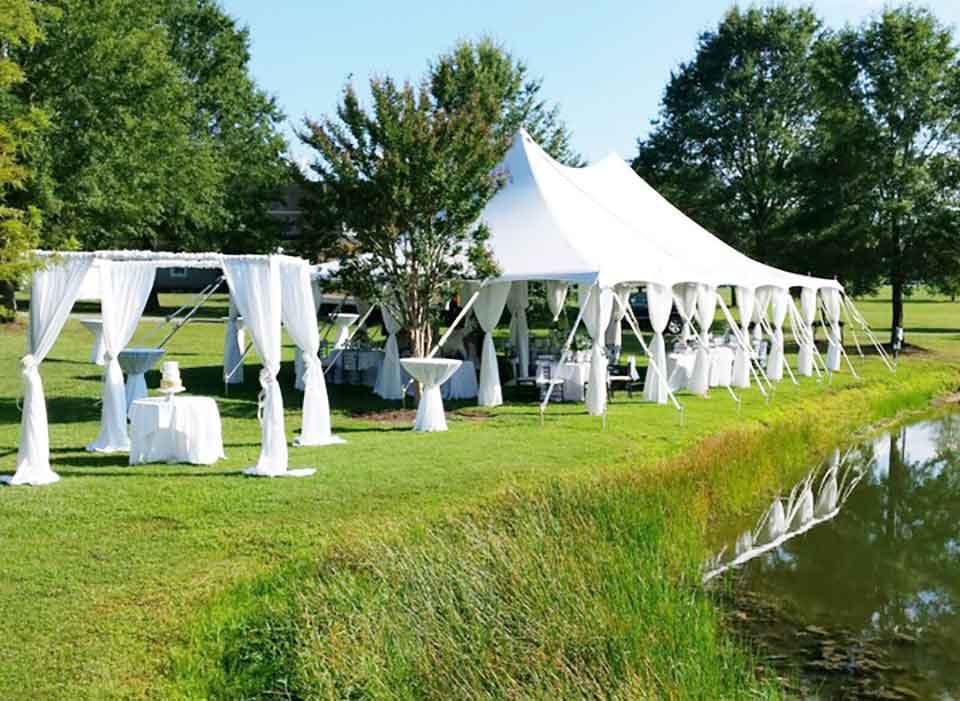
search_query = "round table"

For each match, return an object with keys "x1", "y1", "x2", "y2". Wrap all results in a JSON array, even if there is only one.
[
  {"x1": 129, "y1": 395, "x2": 224, "y2": 465},
  {"x1": 404, "y1": 359, "x2": 478, "y2": 400},
  {"x1": 80, "y1": 318, "x2": 106, "y2": 365},
  {"x1": 400, "y1": 358, "x2": 462, "y2": 432},
  {"x1": 118, "y1": 348, "x2": 166, "y2": 415},
  {"x1": 708, "y1": 346, "x2": 736, "y2": 387},
  {"x1": 330, "y1": 313, "x2": 359, "y2": 350}
]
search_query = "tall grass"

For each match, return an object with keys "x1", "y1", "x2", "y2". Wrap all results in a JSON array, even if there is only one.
[{"x1": 171, "y1": 384, "x2": 941, "y2": 700}]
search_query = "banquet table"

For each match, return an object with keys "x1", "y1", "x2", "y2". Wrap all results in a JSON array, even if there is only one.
[
  {"x1": 324, "y1": 349, "x2": 384, "y2": 385},
  {"x1": 400, "y1": 358, "x2": 462, "y2": 432},
  {"x1": 118, "y1": 347, "x2": 166, "y2": 414},
  {"x1": 404, "y1": 359, "x2": 478, "y2": 400},
  {"x1": 535, "y1": 355, "x2": 590, "y2": 402},
  {"x1": 129, "y1": 395, "x2": 224, "y2": 465},
  {"x1": 667, "y1": 346, "x2": 736, "y2": 391},
  {"x1": 80, "y1": 318, "x2": 106, "y2": 365}
]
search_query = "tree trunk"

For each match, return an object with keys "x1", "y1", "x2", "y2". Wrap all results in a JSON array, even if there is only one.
[
  {"x1": 890, "y1": 274, "x2": 903, "y2": 348},
  {"x1": 0, "y1": 280, "x2": 17, "y2": 322}
]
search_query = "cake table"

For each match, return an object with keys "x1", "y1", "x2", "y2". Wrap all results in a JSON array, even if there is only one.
[
  {"x1": 129, "y1": 395, "x2": 225, "y2": 465},
  {"x1": 118, "y1": 348, "x2": 166, "y2": 415},
  {"x1": 80, "y1": 318, "x2": 106, "y2": 365},
  {"x1": 400, "y1": 358, "x2": 462, "y2": 432}
]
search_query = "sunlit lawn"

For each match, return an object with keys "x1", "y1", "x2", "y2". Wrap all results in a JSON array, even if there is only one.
[{"x1": 0, "y1": 288, "x2": 958, "y2": 697}]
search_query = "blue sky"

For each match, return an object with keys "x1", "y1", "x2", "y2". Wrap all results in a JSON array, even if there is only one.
[{"x1": 220, "y1": 1, "x2": 960, "y2": 166}]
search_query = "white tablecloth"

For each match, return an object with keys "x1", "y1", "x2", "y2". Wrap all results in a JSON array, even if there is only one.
[
  {"x1": 404, "y1": 360, "x2": 478, "y2": 400},
  {"x1": 667, "y1": 346, "x2": 736, "y2": 391},
  {"x1": 118, "y1": 348, "x2": 166, "y2": 414},
  {"x1": 129, "y1": 396, "x2": 225, "y2": 465},
  {"x1": 709, "y1": 346, "x2": 736, "y2": 387},
  {"x1": 80, "y1": 318, "x2": 106, "y2": 365},
  {"x1": 535, "y1": 357, "x2": 589, "y2": 402},
  {"x1": 400, "y1": 358, "x2": 461, "y2": 432}
]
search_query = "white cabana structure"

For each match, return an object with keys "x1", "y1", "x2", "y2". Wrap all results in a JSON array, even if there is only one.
[{"x1": 5, "y1": 250, "x2": 337, "y2": 487}]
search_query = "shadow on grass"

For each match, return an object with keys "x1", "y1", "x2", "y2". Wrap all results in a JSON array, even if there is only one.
[{"x1": 0, "y1": 397, "x2": 101, "y2": 426}]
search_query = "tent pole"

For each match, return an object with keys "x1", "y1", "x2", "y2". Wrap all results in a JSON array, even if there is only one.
[
  {"x1": 716, "y1": 296, "x2": 771, "y2": 397},
  {"x1": 428, "y1": 289, "x2": 480, "y2": 358},
  {"x1": 138, "y1": 277, "x2": 223, "y2": 345},
  {"x1": 757, "y1": 312, "x2": 798, "y2": 386},
  {"x1": 788, "y1": 298, "x2": 826, "y2": 380},
  {"x1": 615, "y1": 293, "x2": 684, "y2": 417},
  {"x1": 156, "y1": 277, "x2": 224, "y2": 349},
  {"x1": 540, "y1": 286, "x2": 591, "y2": 420},
  {"x1": 817, "y1": 295, "x2": 859, "y2": 380},
  {"x1": 841, "y1": 293, "x2": 895, "y2": 372}
]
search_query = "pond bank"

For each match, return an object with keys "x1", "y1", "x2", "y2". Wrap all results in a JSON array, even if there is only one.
[{"x1": 171, "y1": 360, "x2": 960, "y2": 699}]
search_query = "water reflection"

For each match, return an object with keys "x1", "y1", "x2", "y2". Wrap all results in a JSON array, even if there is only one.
[{"x1": 707, "y1": 413, "x2": 960, "y2": 697}]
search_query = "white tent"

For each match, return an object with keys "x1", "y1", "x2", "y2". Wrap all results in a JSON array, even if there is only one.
[{"x1": 468, "y1": 130, "x2": 875, "y2": 413}]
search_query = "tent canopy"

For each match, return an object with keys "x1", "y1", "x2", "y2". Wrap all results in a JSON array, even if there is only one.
[{"x1": 479, "y1": 130, "x2": 842, "y2": 294}]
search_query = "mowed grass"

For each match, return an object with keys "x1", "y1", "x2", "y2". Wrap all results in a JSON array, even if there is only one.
[{"x1": 0, "y1": 290, "x2": 958, "y2": 698}]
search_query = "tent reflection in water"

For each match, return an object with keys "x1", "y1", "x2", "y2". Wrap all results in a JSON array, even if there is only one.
[{"x1": 702, "y1": 449, "x2": 865, "y2": 583}]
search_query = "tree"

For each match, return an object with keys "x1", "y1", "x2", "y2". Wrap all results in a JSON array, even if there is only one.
[
  {"x1": 300, "y1": 77, "x2": 506, "y2": 357},
  {"x1": 14, "y1": 0, "x2": 288, "y2": 254},
  {"x1": 0, "y1": 0, "x2": 48, "y2": 322},
  {"x1": 633, "y1": 7, "x2": 823, "y2": 262},
  {"x1": 430, "y1": 37, "x2": 582, "y2": 166},
  {"x1": 799, "y1": 8, "x2": 960, "y2": 344}
]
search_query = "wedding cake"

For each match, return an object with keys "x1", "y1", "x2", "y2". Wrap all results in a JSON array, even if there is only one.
[{"x1": 160, "y1": 361, "x2": 184, "y2": 392}]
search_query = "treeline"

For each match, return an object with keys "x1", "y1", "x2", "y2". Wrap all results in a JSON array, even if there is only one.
[
  {"x1": 0, "y1": 0, "x2": 290, "y2": 317},
  {"x1": 635, "y1": 6, "x2": 960, "y2": 339}
]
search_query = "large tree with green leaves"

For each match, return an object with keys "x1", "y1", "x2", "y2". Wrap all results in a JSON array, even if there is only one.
[
  {"x1": 430, "y1": 37, "x2": 581, "y2": 166},
  {"x1": 0, "y1": 0, "x2": 48, "y2": 321},
  {"x1": 299, "y1": 39, "x2": 579, "y2": 355},
  {"x1": 798, "y1": 8, "x2": 960, "y2": 344},
  {"x1": 633, "y1": 6, "x2": 823, "y2": 262},
  {"x1": 300, "y1": 78, "x2": 506, "y2": 357},
  {"x1": 14, "y1": 0, "x2": 288, "y2": 254}
]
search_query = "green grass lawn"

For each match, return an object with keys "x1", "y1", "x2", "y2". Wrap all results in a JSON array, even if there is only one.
[{"x1": 1, "y1": 290, "x2": 959, "y2": 698}]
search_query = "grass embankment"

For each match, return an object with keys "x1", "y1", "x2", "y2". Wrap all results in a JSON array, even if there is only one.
[
  {"x1": 171, "y1": 359, "x2": 959, "y2": 699},
  {"x1": 1, "y1": 292, "x2": 958, "y2": 698}
]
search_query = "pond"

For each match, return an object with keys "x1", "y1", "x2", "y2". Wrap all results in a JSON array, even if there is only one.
[{"x1": 706, "y1": 413, "x2": 960, "y2": 699}]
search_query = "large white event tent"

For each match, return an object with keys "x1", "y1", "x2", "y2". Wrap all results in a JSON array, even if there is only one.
[
  {"x1": 455, "y1": 130, "x2": 889, "y2": 417},
  {"x1": 5, "y1": 251, "x2": 340, "y2": 487}
]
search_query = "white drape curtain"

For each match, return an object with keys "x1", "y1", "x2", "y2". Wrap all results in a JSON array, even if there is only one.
[
  {"x1": 506, "y1": 281, "x2": 530, "y2": 379},
  {"x1": 606, "y1": 285, "x2": 631, "y2": 350},
  {"x1": 5, "y1": 255, "x2": 94, "y2": 486},
  {"x1": 474, "y1": 282, "x2": 511, "y2": 407},
  {"x1": 766, "y1": 287, "x2": 789, "y2": 382},
  {"x1": 690, "y1": 284, "x2": 717, "y2": 396},
  {"x1": 579, "y1": 284, "x2": 614, "y2": 416},
  {"x1": 223, "y1": 257, "x2": 292, "y2": 476},
  {"x1": 733, "y1": 286, "x2": 755, "y2": 389},
  {"x1": 224, "y1": 296, "x2": 245, "y2": 385},
  {"x1": 798, "y1": 287, "x2": 817, "y2": 376},
  {"x1": 642, "y1": 283, "x2": 672, "y2": 404},
  {"x1": 673, "y1": 283, "x2": 698, "y2": 344},
  {"x1": 545, "y1": 281, "x2": 568, "y2": 321},
  {"x1": 374, "y1": 305, "x2": 403, "y2": 400},
  {"x1": 752, "y1": 286, "x2": 771, "y2": 348},
  {"x1": 294, "y1": 280, "x2": 325, "y2": 390},
  {"x1": 822, "y1": 288, "x2": 843, "y2": 371},
  {"x1": 86, "y1": 261, "x2": 156, "y2": 453},
  {"x1": 279, "y1": 258, "x2": 341, "y2": 447}
]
